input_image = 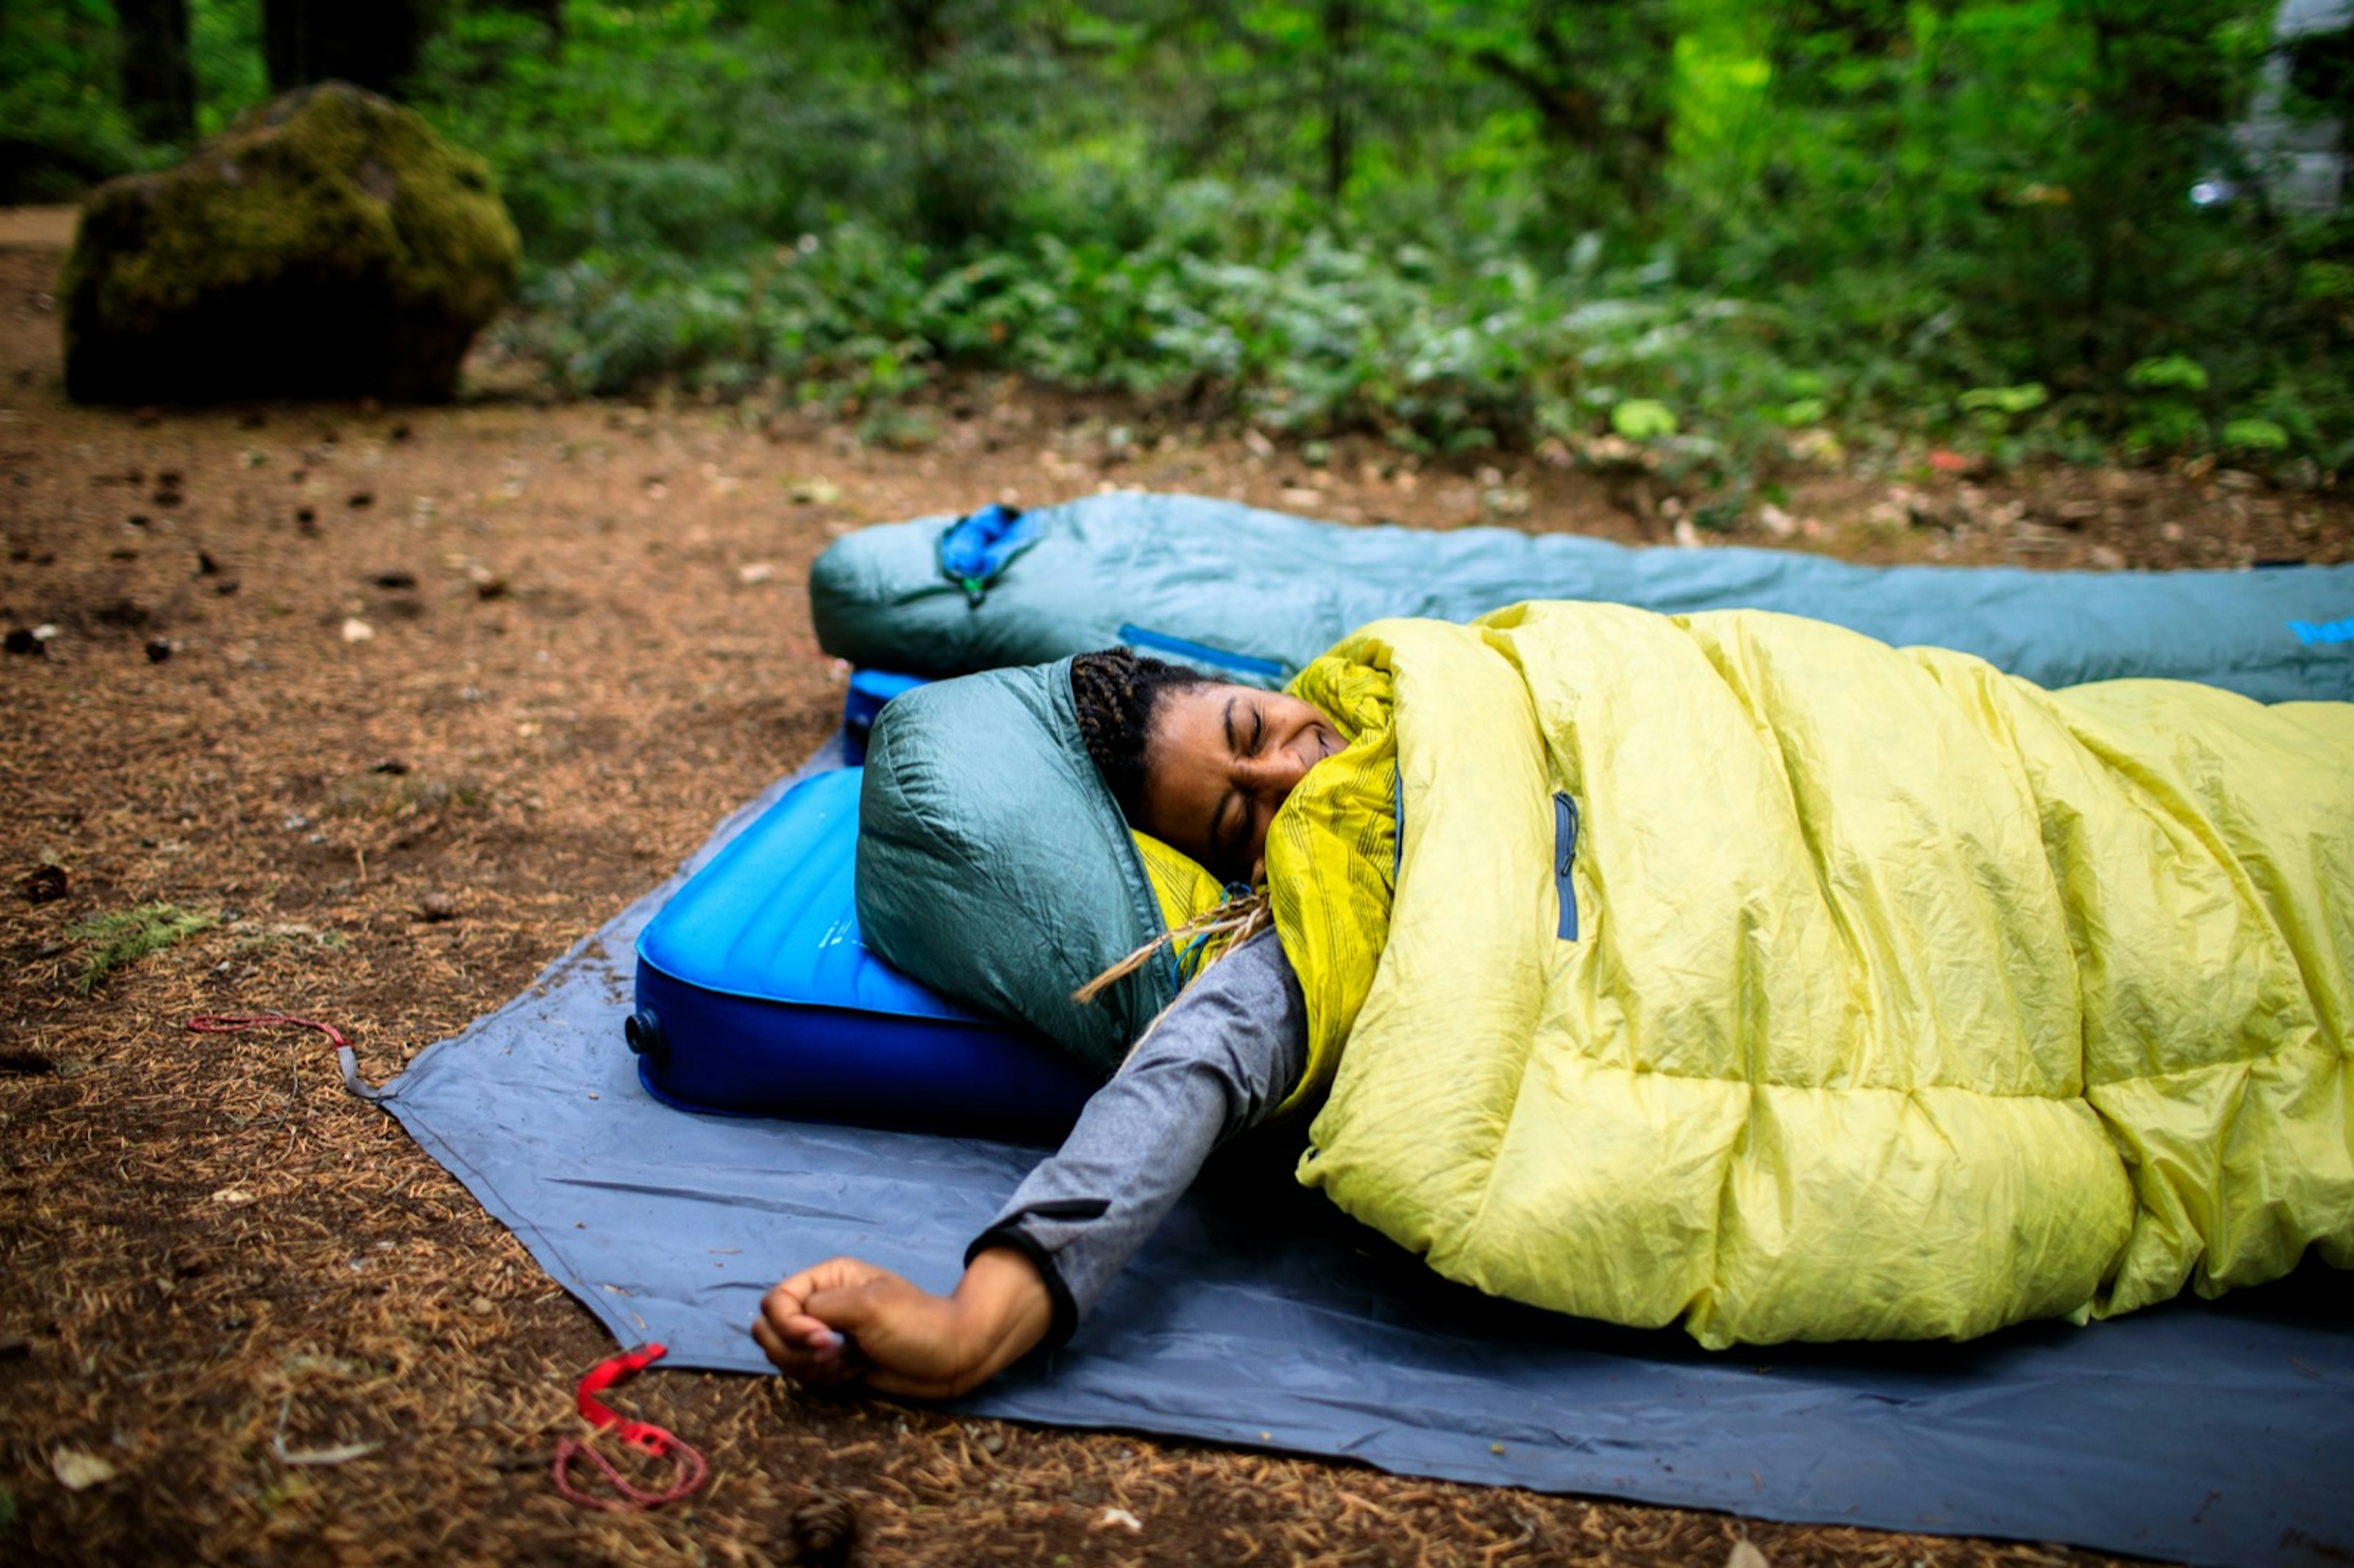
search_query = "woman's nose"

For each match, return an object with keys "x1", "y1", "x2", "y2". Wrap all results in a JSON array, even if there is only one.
[{"x1": 1241, "y1": 749, "x2": 1311, "y2": 801}]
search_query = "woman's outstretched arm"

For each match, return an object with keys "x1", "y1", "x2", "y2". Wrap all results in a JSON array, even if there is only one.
[{"x1": 754, "y1": 926, "x2": 1309, "y2": 1393}]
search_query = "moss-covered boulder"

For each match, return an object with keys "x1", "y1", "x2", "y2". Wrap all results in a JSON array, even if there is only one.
[{"x1": 62, "y1": 83, "x2": 520, "y2": 404}]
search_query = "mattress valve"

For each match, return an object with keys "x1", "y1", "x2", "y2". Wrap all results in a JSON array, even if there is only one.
[{"x1": 623, "y1": 1008, "x2": 668, "y2": 1069}]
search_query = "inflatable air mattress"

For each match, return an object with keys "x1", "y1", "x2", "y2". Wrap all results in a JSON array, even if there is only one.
[
  {"x1": 810, "y1": 495, "x2": 2354, "y2": 702},
  {"x1": 627, "y1": 766, "x2": 1097, "y2": 1140},
  {"x1": 843, "y1": 668, "x2": 926, "y2": 763}
]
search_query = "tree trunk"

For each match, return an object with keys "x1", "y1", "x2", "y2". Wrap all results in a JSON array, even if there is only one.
[
  {"x1": 1320, "y1": 0, "x2": 1358, "y2": 204},
  {"x1": 117, "y1": 0, "x2": 197, "y2": 145},
  {"x1": 263, "y1": 0, "x2": 439, "y2": 97}
]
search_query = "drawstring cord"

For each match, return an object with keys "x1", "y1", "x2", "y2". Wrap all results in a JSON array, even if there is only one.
[
  {"x1": 190, "y1": 1016, "x2": 706, "y2": 1511},
  {"x1": 185, "y1": 1012, "x2": 390, "y2": 1102},
  {"x1": 552, "y1": 1344, "x2": 708, "y2": 1510}
]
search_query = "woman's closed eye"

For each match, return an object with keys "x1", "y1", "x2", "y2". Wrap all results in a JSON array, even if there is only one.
[{"x1": 1221, "y1": 696, "x2": 1264, "y2": 758}]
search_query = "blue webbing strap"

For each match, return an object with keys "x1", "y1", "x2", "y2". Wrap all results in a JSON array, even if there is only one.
[{"x1": 1117, "y1": 624, "x2": 1289, "y2": 681}]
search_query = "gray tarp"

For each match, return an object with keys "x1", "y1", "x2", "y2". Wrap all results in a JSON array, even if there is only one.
[{"x1": 376, "y1": 744, "x2": 2354, "y2": 1568}]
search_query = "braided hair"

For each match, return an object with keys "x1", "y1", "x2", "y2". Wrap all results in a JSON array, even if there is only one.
[{"x1": 1070, "y1": 647, "x2": 1206, "y2": 822}]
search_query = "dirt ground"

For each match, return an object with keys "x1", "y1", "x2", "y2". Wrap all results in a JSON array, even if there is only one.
[{"x1": 4, "y1": 219, "x2": 2348, "y2": 1568}]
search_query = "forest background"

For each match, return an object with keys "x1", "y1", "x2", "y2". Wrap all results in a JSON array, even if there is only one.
[{"x1": 6, "y1": 0, "x2": 2353, "y2": 518}]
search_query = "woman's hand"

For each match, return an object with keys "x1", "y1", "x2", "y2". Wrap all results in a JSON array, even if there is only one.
[{"x1": 752, "y1": 1249, "x2": 1052, "y2": 1400}]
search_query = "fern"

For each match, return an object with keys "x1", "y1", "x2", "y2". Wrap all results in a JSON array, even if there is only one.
[{"x1": 64, "y1": 903, "x2": 219, "y2": 994}]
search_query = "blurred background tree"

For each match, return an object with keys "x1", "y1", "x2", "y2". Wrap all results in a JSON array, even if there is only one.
[
  {"x1": 5, "y1": 0, "x2": 2348, "y2": 486},
  {"x1": 262, "y1": 0, "x2": 443, "y2": 96},
  {"x1": 116, "y1": 0, "x2": 195, "y2": 142}
]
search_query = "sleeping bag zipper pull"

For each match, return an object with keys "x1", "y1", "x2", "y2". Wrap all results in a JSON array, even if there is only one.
[{"x1": 1553, "y1": 793, "x2": 1580, "y2": 942}]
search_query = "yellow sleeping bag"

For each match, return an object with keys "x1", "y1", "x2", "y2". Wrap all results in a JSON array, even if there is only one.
[{"x1": 1265, "y1": 603, "x2": 2354, "y2": 1347}]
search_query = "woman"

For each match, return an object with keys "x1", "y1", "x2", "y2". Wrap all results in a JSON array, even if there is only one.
[
  {"x1": 758, "y1": 608, "x2": 2354, "y2": 1392},
  {"x1": 754, "y1": 650, "x2": 1335, "y2": 1396}
]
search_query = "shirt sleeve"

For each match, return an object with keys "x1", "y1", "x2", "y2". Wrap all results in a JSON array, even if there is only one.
[{"x1": 964, "y1": 925, "x2": 1309, "y2": 1349}]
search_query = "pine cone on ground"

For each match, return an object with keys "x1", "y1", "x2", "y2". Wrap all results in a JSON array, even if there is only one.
[{"x1": 788, "y1": 1493, "x2": 858, "y2": 1567}]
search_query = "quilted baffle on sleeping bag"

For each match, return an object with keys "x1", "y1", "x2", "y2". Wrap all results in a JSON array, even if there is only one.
[{"x1": 1279, "y1": 605, "x2": 2354, "y2": 1347}]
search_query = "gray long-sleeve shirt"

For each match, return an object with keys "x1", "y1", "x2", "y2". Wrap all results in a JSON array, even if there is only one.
[{"x1": 966, "y1": 927, "x2": 1309, "y2": 1346}]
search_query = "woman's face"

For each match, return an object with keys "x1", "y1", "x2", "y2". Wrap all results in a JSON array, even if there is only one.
[{"x1": 1137, "y1": 683, "x2": 1342, "y2": 884}]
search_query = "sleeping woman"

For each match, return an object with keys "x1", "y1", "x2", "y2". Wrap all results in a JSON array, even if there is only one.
[
  {"x1": 755, "y1": 608, "x2": 2354, "y2": 1398},
  {"x1": 753, "y1": 650, "x2": 1330, "y2": 1396}
]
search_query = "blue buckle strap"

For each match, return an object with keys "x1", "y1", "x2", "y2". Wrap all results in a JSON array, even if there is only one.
[{"x1": 936, "y1": 503, "x2": 1038, "y2": 607}]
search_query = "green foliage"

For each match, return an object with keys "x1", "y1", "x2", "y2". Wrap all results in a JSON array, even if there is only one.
[
  {"x1": 2128, "y1": 356, "x2": 2212, "y2": 394},
  {"x1": 508, "y1": 210, "x2": 1858, "y2": 487},
  {"x1": 2299, "y1": 261, "x2": 2354, "y2": 310},
  {"x1": 2126, "y1": 400, "x2": 2209, "y2": 459},
  {"x1": 64, "y1": 902, "x2": 219, "y2": 993},
  {"x1": 1611, "y1": 400, "x2": 1680, "y2": 440},
  {"x1": 14, "y1": 0, "x2": 2353, "y2": 478},
  {"x1": 2118, "y1": 353, "x2": 2226, "y2": 461},
  {"x1": 2220, "y1": 417, "x2": 2290, "y2": 451},
  {"x1": 0, "y1": 0, "x2": 147, "y2": 201},
  {"x1": 1758, "y1": 370, "x2": 1833, "y2": 429},
  {"x1": 1959, "y1": 384, "x2": 2051, "y2": 417},
  {"x1": 467, "y1": 0, "x2": 2345, "y2": 476},
  {"x1": 1952, "y1": 382, "x2": 2052, "y2": 468},
  {"x1": 1, "y1": 0, "x2": 272, "y2": 198},
  {"x1": 410, "y1": 5, "x2": 842, "y2": 259},
  {"x1": 191, "y1": 0, "x2": 269, "y2": 137}
]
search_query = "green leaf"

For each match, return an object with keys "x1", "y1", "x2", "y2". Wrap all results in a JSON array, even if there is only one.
[
  {"x1": 1958, "y1": 382, "x2": 2049, "y2": 416},
  {"x1": 2220, "y1": 418, "x2": 2290, "y2": 452},
  {"x1": 1610, "y1": 399, "x2": 1678, "y2": 441},
  {"x1": 2127, "y1": 356, "x2": 2209, "y2": 394}
]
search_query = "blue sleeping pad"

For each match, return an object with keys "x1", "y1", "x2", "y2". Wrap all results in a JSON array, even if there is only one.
[
  {"x1": 842, "y1": 668, "x2": 928, "y2": 763},
  {"x1": 628, "y1": 766, "x2": 1099, "y2": 1139}
]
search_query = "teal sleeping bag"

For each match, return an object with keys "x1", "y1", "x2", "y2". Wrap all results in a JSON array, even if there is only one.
[{"x1": 809, "y1": 493, "x2": 2353, "y2": 702}]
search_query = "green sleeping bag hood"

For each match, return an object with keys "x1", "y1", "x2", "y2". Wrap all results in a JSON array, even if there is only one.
[{"x1": 855, "y1": 658, "x2": 1175, "y2": 1076}]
